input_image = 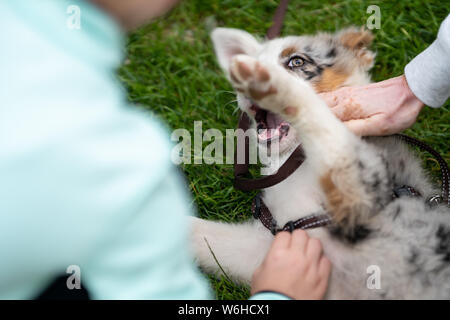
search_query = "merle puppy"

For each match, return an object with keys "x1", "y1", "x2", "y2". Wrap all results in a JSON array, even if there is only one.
[{"x1": 190, "y1": 27, "x2": 450, "y2": 299}]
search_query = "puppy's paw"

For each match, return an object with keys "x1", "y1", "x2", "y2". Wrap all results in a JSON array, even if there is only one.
[
  {"x1": 229, "y1": 55, "x2": 301, "y2": 120},
  {"x1": 229, "y1": 55, "x2": 277, "y2": 98}
]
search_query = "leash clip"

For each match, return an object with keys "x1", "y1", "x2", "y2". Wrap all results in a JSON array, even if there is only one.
[
  {"x1": 284, "y1": 220, "x2": 295, "y2": 233},
  {"x1": 270, "y1": 219, "x2": 279, "y2": 235},
  {"x1": 427, "y1": 194, "x2": 442, "y2": 208}
]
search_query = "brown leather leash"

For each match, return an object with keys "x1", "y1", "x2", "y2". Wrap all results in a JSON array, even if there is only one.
[
  {"x1": 266, "y1": 0, "x2": 291, "y2": 40},
  {"x1": 393, "y1": 133, "x2": 449, "y2": 206},
  {"x1": 233, "y1": 113, "x2": 305, "y2": 192},
  {"x1": 232, "y1": 0, "x2": 450, "y2": 235},
  {"x1": 251, "y1": 193, "x2": 332, "y2": 235}
]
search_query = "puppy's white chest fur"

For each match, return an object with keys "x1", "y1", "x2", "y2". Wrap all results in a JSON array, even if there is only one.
[{"x1": 263, "y1": 159, "x2": 325, "y2": 227}]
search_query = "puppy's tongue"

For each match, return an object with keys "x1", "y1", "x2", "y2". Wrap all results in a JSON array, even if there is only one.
[{"x1": 257, "y1": 111, "x2": 290, "y2": 142}]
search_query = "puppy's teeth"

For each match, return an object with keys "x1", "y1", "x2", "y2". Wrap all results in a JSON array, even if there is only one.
[{"x1": 280, "y1": 125, "x2": 289, "y2": 133}]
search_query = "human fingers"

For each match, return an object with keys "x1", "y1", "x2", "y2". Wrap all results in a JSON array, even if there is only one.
[
  {"x1": 313, "y1": 257, "x2": 332, "y2": 299},
  {"x1": 269, "y1": 231, "x2": 291, "y2": 252},
  {"x1": 289, "y1": 229, "x2": 309, "y2": 253},
  {"x1": 305, "y1": 237, "x2": 323, "y2": 266},
  {"x1": 318, "y1": 256, "x2": 332, "y2": 279}
]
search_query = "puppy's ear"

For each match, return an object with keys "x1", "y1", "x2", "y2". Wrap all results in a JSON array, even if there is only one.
[
  {"x1": 338, "y1": 27, "x2": 373, "y2": 50},
  {"x1": 337, "y1": 27, "x2": 375, "y2": 69},
  {"x1": 211, "y1": 28, "x2": 262, "y2": 72}
]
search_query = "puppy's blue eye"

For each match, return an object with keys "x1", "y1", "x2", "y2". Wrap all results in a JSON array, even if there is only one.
[{"x1": 288, "y1": 56, "x2": 304, "y2": 68}]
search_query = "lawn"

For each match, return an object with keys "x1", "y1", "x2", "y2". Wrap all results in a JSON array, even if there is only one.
[{"x1": 119, "y1": 0, "x2": 450, "y2": 299}]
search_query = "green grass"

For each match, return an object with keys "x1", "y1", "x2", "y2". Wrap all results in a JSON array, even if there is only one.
[{"x1": 119, "y1": 0, "x2": 450, "y2": 299}]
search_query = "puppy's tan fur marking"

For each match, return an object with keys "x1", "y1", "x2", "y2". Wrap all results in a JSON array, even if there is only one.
[
  {"x1": 340, "y1": 29, "x2": 373, "y2": 50},
  {"x1": 314, "y1": 68, "x2": 350, "y2": 92},
  {"x1": 320, "y1": 169, "x2": 347, "y2": 222},
  {"x1": 256, "y1": 63, "x2": 270, "y2": 82},
  {"x1": 237, "y1": 61, "x2": 252, "y2": 80},
  {"x1": 340, "y1": 28, "x2": 374, "y2": 68},
  {"x1": 281, "y1": 46, "x2": 297, "y2": 58},
  {"x1": 320, "y1": 167, "x2": 372, "y2": 232},
  {"x1": 249, "y1": 86, "x2": 277, "y2": 100},
  {"x1": 283, "y1": 106, "x2": 298, "y2": 116}
]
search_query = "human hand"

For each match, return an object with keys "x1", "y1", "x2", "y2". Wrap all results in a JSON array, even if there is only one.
[
  {"x1": 251, "y1": 230, "x2": 331, "y2": 300},
  {"x1": 319, "y1": 75, "x2": 424, "y2": 136}
]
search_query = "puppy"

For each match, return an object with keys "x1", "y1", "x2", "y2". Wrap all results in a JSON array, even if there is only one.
[{"x1": 191, "y1": 27, "x2": 450, "y2": 299}]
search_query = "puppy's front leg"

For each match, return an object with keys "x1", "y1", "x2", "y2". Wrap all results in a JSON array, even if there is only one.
[{"x1": 229, "y1": 55, "x2": 391, "y2": 235}]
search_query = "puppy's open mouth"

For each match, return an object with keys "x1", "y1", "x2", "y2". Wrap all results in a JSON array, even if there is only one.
[{"x1": 250, "y1": 104, "x2": 290, "y2": 143}]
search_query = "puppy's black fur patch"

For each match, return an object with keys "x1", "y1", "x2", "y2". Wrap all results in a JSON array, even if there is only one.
[
  {"x1": 330, "y1": 224, "x2": 371, "y2": 244},
  {"x1": 436, "y1": 224, "x2": 450, "y2": 262}
]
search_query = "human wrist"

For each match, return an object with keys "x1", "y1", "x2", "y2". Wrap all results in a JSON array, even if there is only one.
[
  {"x1": 251, "y1": 290, "x2": 294, "y2": 300},
  {"x1": 401, "y1": 74, "x2": 424, "y2": 113}
]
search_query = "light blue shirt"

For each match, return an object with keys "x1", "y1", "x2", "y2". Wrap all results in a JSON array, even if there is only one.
[{"x1": 0, "y1": 0, "x2": 288, "y2": 300}]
